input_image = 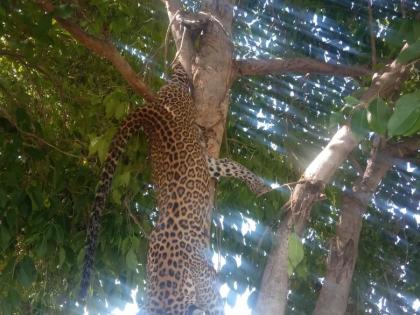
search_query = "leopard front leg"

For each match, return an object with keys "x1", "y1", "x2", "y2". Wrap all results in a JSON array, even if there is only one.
[{"x1": 206, "y1": 156, "x2": 272, "y2": 197}]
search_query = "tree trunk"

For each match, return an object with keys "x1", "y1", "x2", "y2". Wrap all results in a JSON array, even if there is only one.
[
  {"x1": 255, "y1": 45, "x2": 410, "y2": 315},
  {"x1": 253, "y1": 215, "x2": 291, "y2": 315},
  {"x1": 313, "y1": 138, "x2": 420, "y2": 315}
]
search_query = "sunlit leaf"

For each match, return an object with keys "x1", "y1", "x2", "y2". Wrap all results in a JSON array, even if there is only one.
[{"x1": 288, "y1": 232, "x2": 304, "y2": 274}]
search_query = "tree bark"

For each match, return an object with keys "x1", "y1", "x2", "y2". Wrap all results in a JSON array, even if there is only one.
[
  {"x1": 254, "y1": 213, "x2": 291, "y2": 315},
  {"x1": 234, "y1": 58, "x2": 370, "y2": 79},
  {"x1": 313, "y1": 138, "x2": 420, "y2": 315},
  {"x1": 255, "y1": 44, "x2": 410, "y2": 315}
]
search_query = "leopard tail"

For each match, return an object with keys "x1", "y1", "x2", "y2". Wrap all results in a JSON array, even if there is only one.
[{"x1": 78, "y1": 106, "x2": 156, "y2": 301}]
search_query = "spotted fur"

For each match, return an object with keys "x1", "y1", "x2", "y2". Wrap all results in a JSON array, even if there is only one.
[
  {"x1": 80, "y1": 61, "x2": 270, "y2": 314},
  {"x1": 206, "y1": 156, "x2": 272, "y2": 196}
]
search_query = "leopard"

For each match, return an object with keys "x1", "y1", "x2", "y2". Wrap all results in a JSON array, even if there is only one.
[{"x1": 79, "y1": 61, "x2": 271, "y2": 314}]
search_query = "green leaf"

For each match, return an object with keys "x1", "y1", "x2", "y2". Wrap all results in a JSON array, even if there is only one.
[
  {"x1": 367, "y1": 98, "x2": 391, "y2": 135},
  {"x1": 88, "y1": 128, "x2": 117, "y2": 163},
  {"x1": 111, "y1": 189, "x2": 122, "y2": 205},
  {"x1": 53, "y1": 4, "x2": 73, "y2": 19},
  {"x1": 397, "y1": 39, "x2": 420, "y2": 64},
  {"x1": 104, "y1": 89, "x2": 128, "y2": 120},
  {"x1": 387, "y1": 90, "x2": 420, "y2": 137},
  {"x1": 126, "y1": 249, "x2": 138, "y2": 271},
  {"x1": 114, "y1": 171, "x2": 131, "y2": 188},
  {"x1": 15, "y1": 107, "x2": 31, "y2": 131},
  {"x1": 344, "y1": 96, "x2": 360, "y2": 107},
  {"x1": 329, "y1": 111, "x2": 345, "y2": 127},
  {"x1": 0, "y1": 224, "x2": 11, "y2": 250},
  {"x1": 7, "y1": 288, "x2": 21, "y2": 309},
  {"x1": 58, "y1": 247, "x2": 66, "y2": 267},
  {"x1": 36, "y1": 237, "x2": 48, "y2": 257},
  {"x1": 402, "y1": 115, "x2": 420, "y2": 136},
  {"x1": 351, "y1": 108, "x2": 369, "y2": 139},
  {"x1": 15, "y1": 256, "x2": 37, "y2": 287},
  {"x1": 0, "y1": 189, "x2": 7, "y2": 208},
  {"x1": 77, "y1": 248, "x2": 85, "y2": 265},
  {"x1": 288, "y1": 232, "x2": 304, "y2": 274},
  {"x1": 26, "y1": 185, "x2": 43, "y2": 211}
]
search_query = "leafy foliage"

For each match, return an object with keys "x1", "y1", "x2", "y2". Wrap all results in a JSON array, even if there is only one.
[{"x1": 0, "y1": 0, "x2": 419, "y2": 315}]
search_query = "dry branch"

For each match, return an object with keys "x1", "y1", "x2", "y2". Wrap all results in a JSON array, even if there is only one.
[
  {"x1": 234, "y1": 58, "x2": 370, "y2": 79},
  {"x1": 36, "y1": 0, "x2": 156, "y2": 103},
  {"x1": 164, "y1": 0, "x2": 195, "y2": 76}
]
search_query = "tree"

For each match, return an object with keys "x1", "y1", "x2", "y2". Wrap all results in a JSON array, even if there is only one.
[{"x1": 0, "y1": 0, "x2": 419, "y2": 314}]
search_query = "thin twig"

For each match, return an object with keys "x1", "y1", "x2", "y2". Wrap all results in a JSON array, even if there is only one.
[
  {"x1": 164, "y1": 9, "x2": 181, "y2": 74},
  {"x1": 126, "y1": 206, "x2": 151, "y2": 240},
  {"x1": 274, "y1": 179, "x2": 314, "y2": 192},
  {"x1": 367, "y1": 0, "x2": 377, "y2": 66},
  {"x1": 0, "y1": 108, "x2": 81, "y2": 159},
  {"x1": 171, "y1": 26, "x2": 187, "y2": 66}
]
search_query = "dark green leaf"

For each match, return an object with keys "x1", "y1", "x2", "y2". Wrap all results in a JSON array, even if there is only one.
[
  {"x1": 387, "y1": 90, "x2": 420, "y2": 137},
  {"x1": 397, "y1": 39, "x2": 420, "y2": 64},
  {"x1": 0, "y1": 224, "x2": 11, "y2": 250},
  {"x1": 351, "y1": 108, "x2": 369, "y2": 139},
  {"x1": 367, "y1": 98, "x2": 391, "y2": 135},
  {"x1": 16, "y1": 256, "x2": 37, "y2": 287},
  {"x1": 126, "y1": 249, "x2": 138, "y2": 270},
  {"x1": 288, "y1": 232, "x2": 304, "y2": 271},
  {"x1": 58, "y1": 247, "x2": 66, "y2": 267},
  {"x1": 53, "y1": 4, "x2": 73, "y2": 19}
]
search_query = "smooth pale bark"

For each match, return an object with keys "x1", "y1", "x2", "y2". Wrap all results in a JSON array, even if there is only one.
[
  {"x1": 313, "y1": 138, "x2": 420, "y2": 315},
  {"x1": 255, "y1": 45, "x2": 410, "y2": 315},
  {"x1": 254, "y1": 215, "x2": 291, "y2": 315},
  {"x1": 234, "y1": 58, "x2": 370, "y2": 78}
]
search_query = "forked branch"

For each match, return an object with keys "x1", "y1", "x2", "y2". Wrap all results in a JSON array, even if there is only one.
[{"x1": 36, "y1": 0, "x2": 156, "y2": 103}]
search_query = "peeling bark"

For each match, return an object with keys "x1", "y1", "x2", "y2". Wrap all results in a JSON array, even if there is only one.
[
  {"x1": 234, "y1": 58, "x2": 370, "y2": 79},
  {"x1": 313, "y1": 138, "x2": 420, "y2": 315},
  {"x1": 255, "y1": 44, "x2": 411, "y2": 315}
]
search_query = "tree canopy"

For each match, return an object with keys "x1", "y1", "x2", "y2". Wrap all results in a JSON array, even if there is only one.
[{"x1": 0, "y1": 1, "x2": 419, "y2": 314}]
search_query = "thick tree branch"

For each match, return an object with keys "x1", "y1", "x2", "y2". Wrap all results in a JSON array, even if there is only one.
[
  {"x1": 233, "y1": 58, "x2": 370, "y2": 79},
  {"x1": 313, "y1": 137, "x2": 419, "y2": 315},
  {"x1": 255, "y1": 44, "x2": 411, "y2": 315},
  {"x1": 36, "y1": 0, "x2": 156, "y2": 103}
]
